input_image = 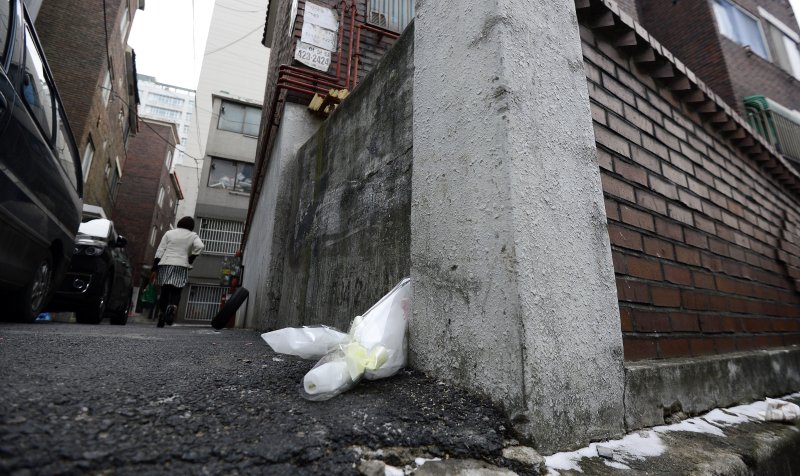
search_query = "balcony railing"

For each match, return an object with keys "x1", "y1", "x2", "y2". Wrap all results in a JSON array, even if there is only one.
[{"x1": 744, "y1": 95, "x2": 800, "y2": 165}]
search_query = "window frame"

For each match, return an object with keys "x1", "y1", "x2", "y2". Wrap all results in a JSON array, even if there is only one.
[
  {"x1": 217, "y1": 100, "x2": 261, "y2": 137},
  {"x1": 157, "y1": 185, "x2": 165, "y2": 208},
  {"x1": 206, "y1": 157, "x2": 254, "y2": 194},
  {"x1": 0, "y1": 0, "x2": 10, "y2": 65},
  {"x1": 758, "y1": 7, "x2": 800, "y2": 79},
  {"x1": 119, "y1": 6, "x2": 130, "y2": 41},
  {"x1": 21, "y1": 24, "x2": 55, "y2": 141},
  {"x1": 144, "y1": 104, "x2": 181, "y2": 120},
  {"x1": 712, "y1": 0, "x2": 771, "y2": 61},
  {"x1": 81, "y1": 139, "x2": 95, "y2": 182},
  {"x1": 108, "y1": 156, "x2": 121, "y2": 201}
]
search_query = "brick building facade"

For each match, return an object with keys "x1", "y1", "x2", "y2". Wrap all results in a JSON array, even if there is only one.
[
  {"x1": 577, "y1": 0, "x2": 800, "y2": 361},
  {"x1": 112, "y1": 119, "x2": 181, "y2": 292},
  {"x1": 34, "y1": 0, "x2": 141, "y2": 218},
  {"x1": 635, "y1": 0, "x2": 800, "y2": 115}
]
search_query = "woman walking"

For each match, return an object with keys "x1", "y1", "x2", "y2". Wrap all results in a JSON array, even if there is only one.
[{"x1": 151, "y1": 216, "x2": 205, "y2": 327}]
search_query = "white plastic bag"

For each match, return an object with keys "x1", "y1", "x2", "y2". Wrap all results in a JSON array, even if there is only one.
[
  {"x1": 261, "y1": 326, "x2": 349, "y2": 360},
  {"x1": 262, "y1": 278, "x2": 412, "y2": 400}
]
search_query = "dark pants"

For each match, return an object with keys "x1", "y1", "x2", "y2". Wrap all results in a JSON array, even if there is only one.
[{"x1": 158, "y1": 285, "x2": 182, "y2": 313}]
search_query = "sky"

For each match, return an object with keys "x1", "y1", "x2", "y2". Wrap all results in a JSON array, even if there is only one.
[
  {"x1": 127, "y1": 0, "x2": 215, "y2": 90},
  {"x1": 789, "y1": 0, "x2": 800, "y2": 26},
  {"x1": 793, "y1": 0, "x2": 800, "y2": 29},
  {"x1": 128, "y1": 0, "x2": 800, "y2": 91}
]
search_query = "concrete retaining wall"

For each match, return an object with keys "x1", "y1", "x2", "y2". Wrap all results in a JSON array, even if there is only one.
[
  {"x1": 625, "y1": 346, "x2": 800, "y2": 429},
  {"x1": 253, "y1": 25, "x2": 414, "y2": 331}
]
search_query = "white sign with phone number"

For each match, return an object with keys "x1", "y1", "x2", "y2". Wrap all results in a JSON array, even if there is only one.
[{"x1": 295, "y1": 41, "x2": 331, "y2": 72}]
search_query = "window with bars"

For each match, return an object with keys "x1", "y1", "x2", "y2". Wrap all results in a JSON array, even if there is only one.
[
  {"x1": 198, "y1": 218, "x2": 244, "y2": 255},
  {"x1": 184, "y1": 285, "x2": 227, "y2": 321},
  {"x1": 367, "y1": 0, "x2": 414, "y2": 33}
]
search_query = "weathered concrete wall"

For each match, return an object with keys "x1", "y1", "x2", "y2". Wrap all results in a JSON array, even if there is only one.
[
  {"x1": 242, "y1": 104, "x2": 323, "y2": 329},
  {"x1": 412, "y1": 0, "x2": 624, "y2": 453},
  {"x1": 625, "y1": 347, "x2": 800, "y2": 429},
  {"x1": 254, "y1": 25, "x2": 414, "y2": 331}
]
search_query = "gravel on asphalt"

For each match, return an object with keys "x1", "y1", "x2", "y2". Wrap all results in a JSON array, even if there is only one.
[{"x1": 0, "y1": 321, "x2": 526, "y2": 475}]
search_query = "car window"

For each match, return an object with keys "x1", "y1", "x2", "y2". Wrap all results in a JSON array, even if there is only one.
[
  {"x1": 54, "y1": 109, "x2": 80, "y2": 190},
  {"x1": 21, "y1": 24, "x2": 54, "y2": 140},
  {"x1": 0, "y1": 0, "x2": 10, "y2": 65}
]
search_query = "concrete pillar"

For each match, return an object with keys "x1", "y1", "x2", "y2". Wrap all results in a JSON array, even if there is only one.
[{"x1": 410, "y1": 0, "x2": 625, "y2": 452}]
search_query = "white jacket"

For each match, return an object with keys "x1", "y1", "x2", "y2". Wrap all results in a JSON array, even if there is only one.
[{"x1": 155, "y1": 228, "x2": 205, "y2": 267}]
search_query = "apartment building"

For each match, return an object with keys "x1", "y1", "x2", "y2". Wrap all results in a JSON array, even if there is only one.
[
  {"x1": 634, "y1": 0, "x2": 800, "y2": 168},
  {"x1": 179, "y1": 94, "x2": 260, "y2": 324},
  {"x1": 137, "y1": 74, "x2": 196, "y2": 167},
  {"x1": 174, "y1": 0, "x2": 269, "y2": 221}
]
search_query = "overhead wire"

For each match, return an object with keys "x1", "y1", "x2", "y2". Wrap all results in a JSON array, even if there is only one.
[
  {"x1": 105, "y1": 86, "x2": 205, "y2": 187},
  {"x1": 216, "y1": 3, "x2": 263, "y2": 13},
  {"x1": 203, "y1": 24, "x2": 264, "y2": 57}
]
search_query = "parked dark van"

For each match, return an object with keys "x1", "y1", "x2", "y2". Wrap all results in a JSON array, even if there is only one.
[{"x1": 0, "y1": 0, "x2": 83, "y2": 322}]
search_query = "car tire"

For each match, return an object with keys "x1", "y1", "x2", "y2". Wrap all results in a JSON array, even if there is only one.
[
  {"x1": 110, "y1": 291, "x2": 131, "y2": 326},
  {"x1": 211, "y1": 287, "x2": 249, "y2": 330},
  {"x1": 13, "y1": 252, "x2": 54, "y2": 323},
  {"x1": 75, "y1": 278, "x2": 109, "y2": 325}
]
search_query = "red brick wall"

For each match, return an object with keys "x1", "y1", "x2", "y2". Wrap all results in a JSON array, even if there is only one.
[
  {"x1": 112, "y1": 120, "x2": 179, "y2": 287},
  {"x1": 636, "y1": 0, "x2": 800, "y2": 114},
  {"x1": 636, "y1": 0, "x2": 736, "y2": 110},
  {"x1": 581, "y1": 24, "x2": 800, "y2": 362},
  {"x1": 35, "y1": 0, "x2": 137, "y2": 216}
]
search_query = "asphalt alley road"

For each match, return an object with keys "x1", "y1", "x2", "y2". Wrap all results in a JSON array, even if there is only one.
[{"x1": 0, "y1": 321, "x2": 520, "y2": 475}]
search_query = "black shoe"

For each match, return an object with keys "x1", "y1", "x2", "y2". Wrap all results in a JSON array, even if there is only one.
[
  {"x1": 165, "y1": 305, "x2": 176, "y2": 326},
  {"x1": 157, "y1": 312, "x2": 165, "y2": 328}
]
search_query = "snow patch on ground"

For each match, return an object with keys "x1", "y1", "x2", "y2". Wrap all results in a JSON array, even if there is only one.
[
  {"x1": 544, "y1": 392, "x2": 800, "y2": 474},
  {"x1": 655, "y1": 417, "x2": 725, "y2": 437},
  {"x1": 546, "y1": 432, "x2": 665, "y2": 474}
]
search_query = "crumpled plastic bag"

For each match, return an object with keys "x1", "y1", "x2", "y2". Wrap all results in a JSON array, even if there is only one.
[
  {"x1": 261, "y1": 326, "x2": 349, "y2": 360},
  {"x1": 261, "y1": 277, "x2": 412, "y2": 401},
  {"x1": 759, "y1": 398, "x2": 800, "y2": 422}
]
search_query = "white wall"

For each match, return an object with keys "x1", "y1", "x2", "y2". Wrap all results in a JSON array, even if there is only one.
[{"x1": 179, "y1": 0, "x2": 270, "y2": 220}]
